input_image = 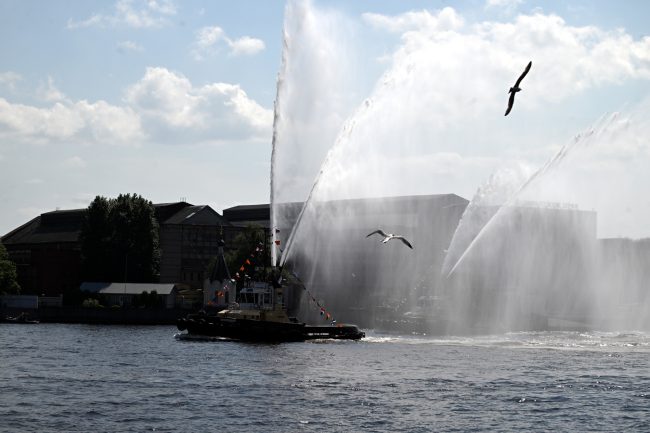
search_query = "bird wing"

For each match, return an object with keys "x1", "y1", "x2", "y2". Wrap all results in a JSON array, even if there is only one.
[
  {"x1": 504, "y1": 91, "x2": 515, "y2": 116},
  {"x1": 393, "y1": 236, "x2": 414, "y2": 249},
  {"x1": 514, "y1": 61, "x2": 532, "y2": 88},
  {"x1": 366, "y1": 229, "x2": 388, "y2": 238}
]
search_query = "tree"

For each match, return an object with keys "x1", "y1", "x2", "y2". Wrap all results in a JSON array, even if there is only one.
[
  {"x1": 133, "y1": 290, "x2": 162, "y2": 308},
  {"x1": 0, "y1": 241, "x2": 21, "y2": 295},
  {"x1": 224, "y1": 224, "x2": 270, "y2": 287},
  {"x1": 80, "y1": 194, "x2": 160, "y2": 283},
  {"x1": 80, "y1": 196, "x2": 111, "y2": 282}
]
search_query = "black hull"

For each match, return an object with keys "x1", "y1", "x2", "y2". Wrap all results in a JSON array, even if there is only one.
[{"x1": 177, "y1": 314, "x2": 364, "y2": 342}]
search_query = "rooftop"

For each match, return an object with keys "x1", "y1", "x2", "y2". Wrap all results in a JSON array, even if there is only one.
[{"x1": 80, "y1": 282, "x2": 181, "y2": 295}]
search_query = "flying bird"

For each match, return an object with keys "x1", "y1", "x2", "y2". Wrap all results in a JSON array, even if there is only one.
[
  {"x1": 366, "y1": 229, "x2": 414, "y2": 249},
  {"x1": 504, "y1": 60, "x2": 532, "y2": 116}
]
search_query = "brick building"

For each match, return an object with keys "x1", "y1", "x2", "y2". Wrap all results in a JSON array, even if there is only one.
[{"x1": 1, "y1": 202, "x2": 239, "y2": 295}]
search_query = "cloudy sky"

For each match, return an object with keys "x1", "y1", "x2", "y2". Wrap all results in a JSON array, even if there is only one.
[{"x1": 1, "y1": 0, "x2": 649, "y2": 236}]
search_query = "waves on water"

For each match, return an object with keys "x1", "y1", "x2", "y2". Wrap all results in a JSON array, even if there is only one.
[{"x1": 362, "y1": 329, "x2": 650, "y2": 351}]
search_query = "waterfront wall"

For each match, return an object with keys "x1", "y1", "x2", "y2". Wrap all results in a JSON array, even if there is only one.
[{"x1": 1, "y1": 306, "x2": 188, "y2": 325}]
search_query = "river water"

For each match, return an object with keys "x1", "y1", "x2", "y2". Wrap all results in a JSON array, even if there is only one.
[{"x1": 1, "y1": 324, "x2": 649, "y2": 432}]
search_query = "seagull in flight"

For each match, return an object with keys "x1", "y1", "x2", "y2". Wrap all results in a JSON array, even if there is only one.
[
  {"x1": 505, "y1": 60, "x2": 532, "y2": 116},
  {"x1": 366, "y1": 229, "x2": 414, "y2": 249}
]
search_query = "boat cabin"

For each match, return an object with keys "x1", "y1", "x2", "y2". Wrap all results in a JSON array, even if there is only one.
[{"x1": 238, "y1": 281, "x2": 274, "y2": 310}]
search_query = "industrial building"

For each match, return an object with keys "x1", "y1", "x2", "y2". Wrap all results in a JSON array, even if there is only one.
[{"x1": 1, "y1": 201, "x2": 254, "y2": 296}]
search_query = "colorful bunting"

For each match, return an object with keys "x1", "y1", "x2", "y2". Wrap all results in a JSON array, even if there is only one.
[
  {"x1": 299, "y1": 287, "x2": 336, "y2": 324},
  {"x1": 233, "y1": 242, "x2": 267, "y2": 280}
]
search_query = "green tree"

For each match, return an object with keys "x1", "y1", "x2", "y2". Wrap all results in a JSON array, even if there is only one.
[
  {"x1": 82, "y1": 298, "x2": 102, "y2": 308},
  {"x1": 80, "y1": 196, "x2": 111, "y2": 282},
  {"x1": 224, "y1": 224, "x2": 270, "y2": 287},
  {"x1": 80, "y1": 194, "x2": 160, "y2": 283},
  {"x1": 0, "y1": 241, "x2": 21, "y2": 295}
]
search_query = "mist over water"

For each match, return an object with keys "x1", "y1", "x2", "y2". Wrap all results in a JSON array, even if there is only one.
[
  {"x1": 271, "y1": 2, "x2": 650, "y2": 334},
  {"x1": 443, "y1": 108, "x2": 650, "y2": 333}
]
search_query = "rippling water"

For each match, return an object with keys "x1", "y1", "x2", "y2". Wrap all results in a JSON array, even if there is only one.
[{"x1": 1, "y1": 325, "x2": 649, "y2": 432}]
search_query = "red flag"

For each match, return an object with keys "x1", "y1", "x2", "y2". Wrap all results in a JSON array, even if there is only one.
[
  {"x1": 245, "y1": 259, "x2": 251, "y2": 265},
  {"x1": 274, "y1": 240, "x2": 281, "y2": 245},
  {"x1": 239, "y1": 266, "x2": 245, "y2": 271}
]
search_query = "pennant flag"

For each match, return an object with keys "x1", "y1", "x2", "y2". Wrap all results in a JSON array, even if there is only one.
[
  {"x1": 239, "y1": 266, "x2": 245, "y2": 271},
  {"x1": 245, "y1": 259, "x2": 251, "y2": 265}
]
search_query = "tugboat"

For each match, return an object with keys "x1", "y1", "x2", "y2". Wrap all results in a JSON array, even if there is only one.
[
  {"x1": 176, "y1": 236, "x2": 364, "y2": 342},
  {"x1": 177, "y1": 281, "x2": 364, "y2": 342}
]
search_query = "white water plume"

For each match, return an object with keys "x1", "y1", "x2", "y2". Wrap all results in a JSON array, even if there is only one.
[
  {"x1": 442, "y1": 103, "x2": 650, "y2": 333},
  {"x1": 270, "y1": 2, "x2": 650, "y2": 334},
  {"x1": 270, "y1": 0, "x2": 361, "y2": 266}
]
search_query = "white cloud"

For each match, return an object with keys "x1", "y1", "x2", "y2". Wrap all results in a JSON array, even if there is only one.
[
  {"x1": 227, "y1": 36, "x2": 266, "y2": 56},
  {"x1": 125, "y1": 67, "x2": 272, "y2": 141},
  {"x1": 62, "y1": 156, "x2": 87, "y2": 168},
  {"x1": 192, "y1": 25, "x2": 265, "y2": 59},
  {"x1": 67, "y1": 14, "x2": 103, "y2": 29},
  {"x1": 361, "y1": 8, "x2": 650, "y2": 116},
  {"x1": 38, "y1": 77, "x2": 66, "y2": 102},
  {"x1": 25, "y1": 178, "x2": 44, "y2": 185},
  {"x1": 117, "y1": 40, "x2": 144, "y2": 52},
  {"x1": 0, "y1": 71, "x2": 22, "y2": 91},
  {"x1": 67, "y1": 0, "x2": 177, "y2": 29},
  {"x1": 0, "y1": 67, "x2": 271, "y2": 147},
  {"x1": 0, "y1": 97, "x2": 144, "y2": 144},
  {"x1": 145, "y1": 0, "x2": 176, "y2": 16},
  {"x1": 196, "y1": 26, "x2": 225, "y2": 49},
  {"x1": 485, "y1": 0, "x2": 523, "y2": 11},
  {"x1": 362, "y1": 7, "x2": 464, "y2": 34}
]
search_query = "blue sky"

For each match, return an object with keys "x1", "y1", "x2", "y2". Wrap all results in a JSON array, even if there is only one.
[{"x1": 1, "y1": 0, "x2": 650, "y2": 236}]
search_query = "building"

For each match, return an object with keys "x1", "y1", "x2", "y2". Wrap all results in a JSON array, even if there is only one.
[
  {"x1": 80, "y1": 282, "x2": 186, "y2": 309},
  {"x1": 2, "y1": 195, "x2": 466, "y2": 302},
  {"x1": 1, "y1": 209, "x2": 85, "y2": 297},
  {"x1": 222, "y1": 203, "x2": 270, "y2": 228},
  {"x1": 1, "y1": 202, "x2": 235, "y2": 296},
  {"x1": 158, "y1": 204, "x2": 233, "y2": 287}
]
